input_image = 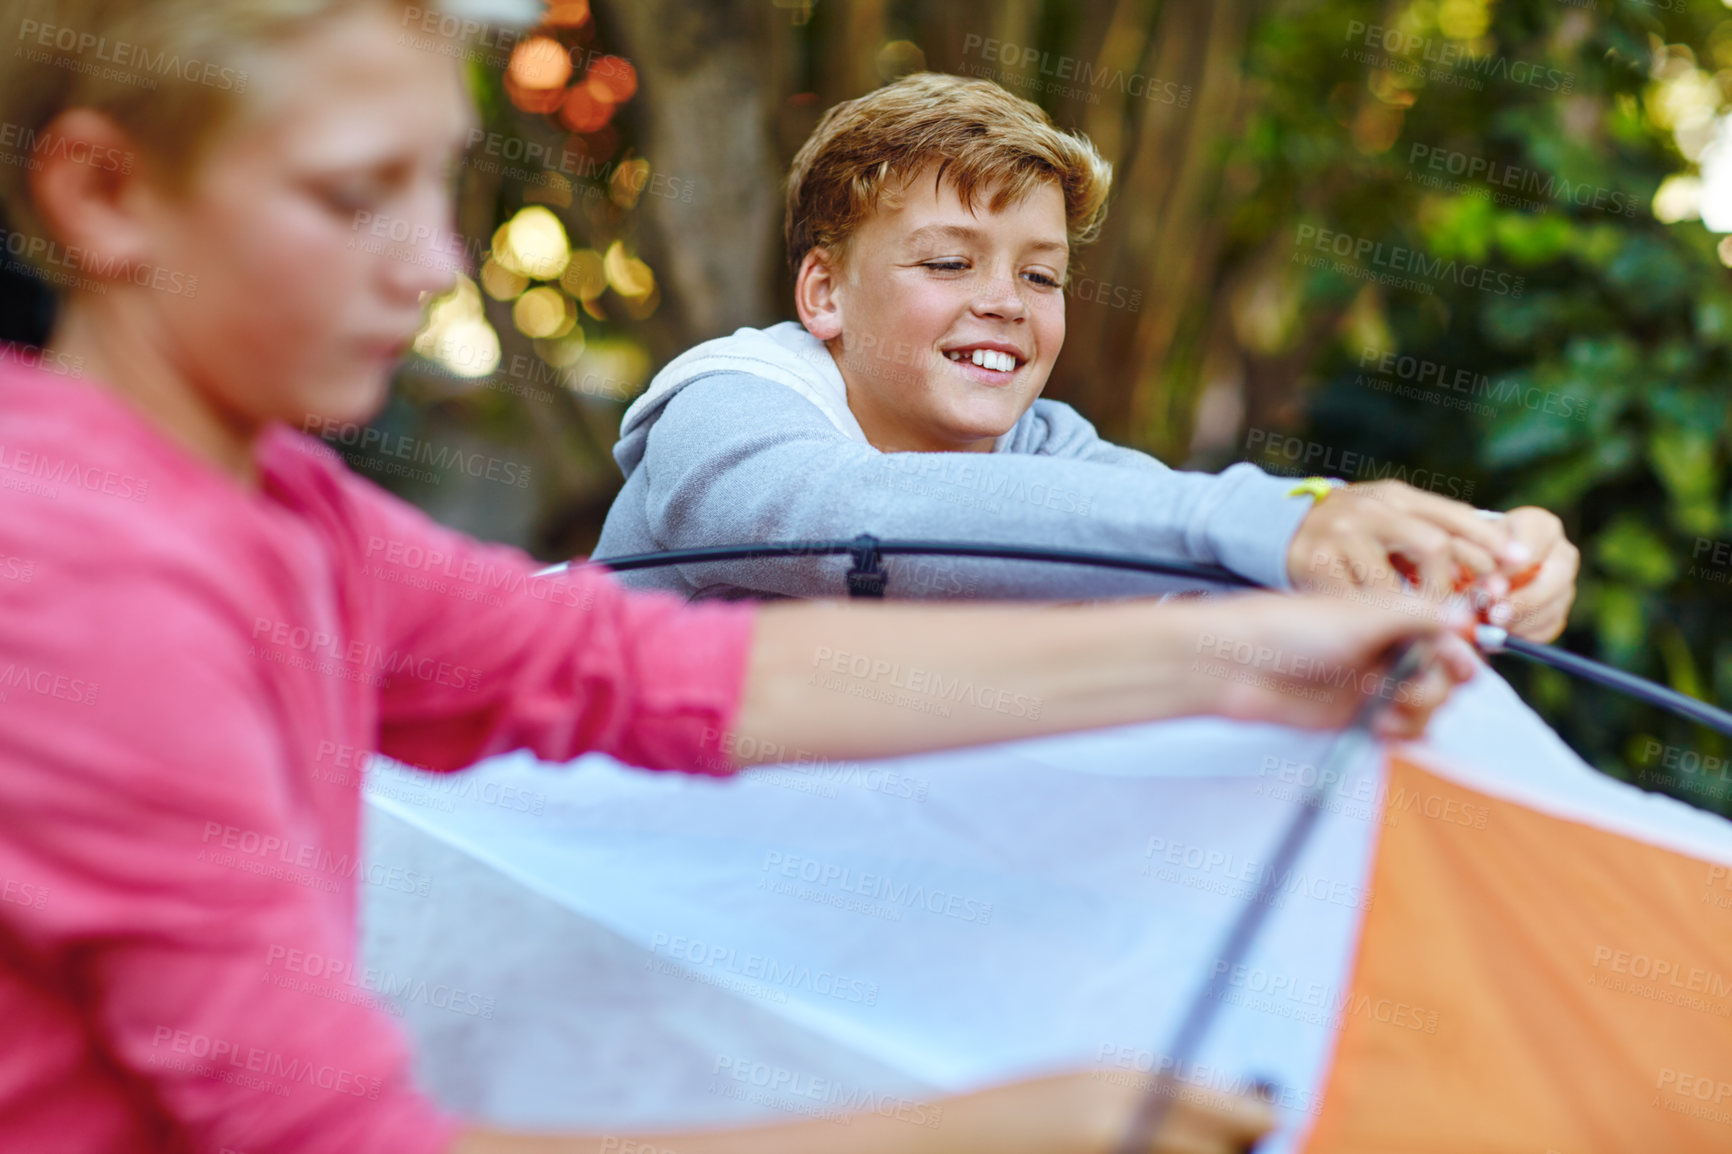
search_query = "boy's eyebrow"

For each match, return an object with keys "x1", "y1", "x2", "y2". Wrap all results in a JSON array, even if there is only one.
[{"x1": 902, "y1": 223, "x2": 1068, "y2": 257}]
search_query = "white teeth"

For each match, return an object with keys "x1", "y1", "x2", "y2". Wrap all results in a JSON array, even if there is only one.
[{"x1": 959, "y1": 348, "x2": 1015, "y2": 372}]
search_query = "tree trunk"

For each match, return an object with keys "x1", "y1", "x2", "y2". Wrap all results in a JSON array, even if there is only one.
[
  {"x1": 1046, "y1": 0, "x2": 1258, "y2": 462},
  {"x1": 599, "y1": 0, "x2": 788, "y2": 356}
]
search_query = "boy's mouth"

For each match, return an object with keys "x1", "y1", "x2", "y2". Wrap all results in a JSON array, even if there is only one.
[{"x1": 942, "y1": 344, "x2": 1026, "y2": 374}]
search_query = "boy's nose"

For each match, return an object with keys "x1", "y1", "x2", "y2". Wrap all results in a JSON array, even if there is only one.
[
  {"x1": 377, "y1": 223, "x2": 464, "y2": 303},
  {"x1": 970, "y1": 267, "x2": 1028, "y2": 320},
  {"x1": 370, "y1": 184, "x2": 466, "y2": 302}
]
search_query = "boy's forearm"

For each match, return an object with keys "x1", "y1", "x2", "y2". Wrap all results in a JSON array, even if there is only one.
[
  {"x1": 454, "y1": 1113, "x2": 949, "y2": 1154},
  {"x1": 732, "y1": 599, "x2": 1216, "y2": 764}
]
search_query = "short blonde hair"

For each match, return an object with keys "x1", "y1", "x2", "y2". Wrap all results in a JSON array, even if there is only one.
[
  {"x1": 0, "y1": 0, "x2": 413, "y2": 252},
  {"x1": 784, "y1": 72, "x2": 1112, "y2": 274}
]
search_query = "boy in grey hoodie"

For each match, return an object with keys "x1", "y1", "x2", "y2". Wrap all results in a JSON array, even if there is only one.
[{"x1": 595, "y1": 73, "x2": 1577, "y2": 639}]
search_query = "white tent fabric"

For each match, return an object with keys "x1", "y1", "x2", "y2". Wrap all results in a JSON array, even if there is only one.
[{"x1": 358, "y1": 666, "x2": 1724, "y2": 1151}]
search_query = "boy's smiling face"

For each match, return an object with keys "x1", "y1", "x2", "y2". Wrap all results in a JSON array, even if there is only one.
[{"x1": 797, "y1": 163, "x2": 1068, "y2": 453}]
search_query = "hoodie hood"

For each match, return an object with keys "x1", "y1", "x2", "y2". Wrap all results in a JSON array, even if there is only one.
[{"x1": 612, "y1": 321, "x2": 1014, "y2": 478}]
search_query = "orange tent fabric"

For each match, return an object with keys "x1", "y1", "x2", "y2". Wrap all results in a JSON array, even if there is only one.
[{"x1": 1308, "y1": 756, "x2": 1732, "y2": 1152}]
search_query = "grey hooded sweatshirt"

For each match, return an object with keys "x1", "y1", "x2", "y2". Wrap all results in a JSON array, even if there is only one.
[{"x1": 592, "y1": 321, "x2": 1315, "y2": 601}]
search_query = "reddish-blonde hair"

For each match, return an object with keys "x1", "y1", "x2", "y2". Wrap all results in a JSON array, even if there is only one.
[
  {"x1": 0, "y1": 0, "x2": 417, "y2": 256},
  {"x1": 784, "y1": 71, "x2": 1113, "y2": 274}
]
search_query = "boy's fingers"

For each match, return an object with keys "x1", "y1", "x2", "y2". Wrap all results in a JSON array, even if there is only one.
[
  {"x1": 1375, "y1": 666, "x2": 1450, "y2": 738},
  {"x1": 1374, "y1": 677, "x2": 1438, "y2": 739},
  {"x1": 1383, "y1": 518, "x2": 1456, "y2": 600},
  {"x1": 1448, "y1": 537, "x2": 1500, "y2": 587},
  {"x1": 1221, "y1": 596, "x2": 1475, "y2": 735},
  {"x1": 1308, "y1": 520, "x2": 1408, "y2": 594},
  {"x1": 1144, "y1": 1088, "x2": 1274, "y2": 1154},
  {"x1": 1503, "y1": 506, "x2": 1566, "y2": 563},
  {"x1": 1506, "y1": 550, "x2": 1577, "y2": 642},
  {"x1": 1438, "y1": 631, "x2": 1481, "y2": 681},
  {"x1": 1369, "y1": 633, "x2": 1477, "y2": 739},
  {"x1": 1329, "y1": 592, "x2": 1463, "y2": 652},
  {"x1": 1360, "y1": 481, "x2": 1514, "y2": 564},
  {"x1": 1343, "y1": 536, "x2": 1405, "y2": 594}
]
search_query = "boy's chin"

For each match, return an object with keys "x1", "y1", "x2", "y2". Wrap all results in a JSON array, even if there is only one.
[
  {"x1": 293, "y1": 372, "x2": 391, "y2": 430},
  {"x1": 935, "y1": 396, "x2": 1032, "y2": 440}
]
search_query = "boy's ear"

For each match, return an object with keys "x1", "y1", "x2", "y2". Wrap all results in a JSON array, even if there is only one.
[
  {"x1": 27, "y1": 109, "x2": 157, "y2": 276},
  {"x1": 793, "y1": 247, "x2": 845, "y2": 342}
]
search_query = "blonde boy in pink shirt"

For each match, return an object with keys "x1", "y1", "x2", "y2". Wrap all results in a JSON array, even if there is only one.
[{"x1": 0, "y1": 2, "x2": 1478, "y2": 1152}]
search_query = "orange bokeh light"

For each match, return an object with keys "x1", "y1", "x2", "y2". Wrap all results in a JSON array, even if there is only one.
[
  {"x1": 543, "y1": 0, "x2": 591, "y2": 27},
  {"x1": 585, "y1": 55, "x2": 637, "y2": 103},
  {"x1": 509, "y1": 35, "x2": 573, "y2": 90},
  {"x1": 506, "y1": 71, "x2": 567, "y2": 114},
  {"x1": 560, "y1": 86, "x2": 614, "y2": 133}
]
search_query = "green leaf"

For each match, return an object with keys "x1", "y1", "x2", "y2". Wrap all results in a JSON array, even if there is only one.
[
  {"x1": 1594, "y1": 583, "x2": 1649, "y2": 667},
  {"x1": 1605, "y1": 235, "x2": 1691, "y2": 314},
  {"x1": 1592, "y1": 516, "x2": 1677, "y2": 588},
  {"x1": 1694, "y1": 295, "x2": 1732, "y2": 347},
  {"x1": 1482, "y1": 402, "x2": 1583, "y2": 468},
  {"x1": 1481, "y1": 295, "x2": 1555, "y2": 346},
  {"x1": 1417, "y1": 195, "x2": 1495, "y2": 264},
  {"x1": 1657, "y1": 623, "x2": 1707, "y2": 704},
  {"x1": 1493, "y1": 213, "x2": 1575, "y2": 265},
  {"x1": 1648, "y1": 426, "x2": 1722, "y2": 534}
]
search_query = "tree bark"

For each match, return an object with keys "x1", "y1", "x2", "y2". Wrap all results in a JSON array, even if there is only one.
[
  {"x1": 599, "y1": 0, "x2": 788, "y2": 355},
  {"x1": 1046, "y1": 0, "x2": 1258, "y2": 462}
]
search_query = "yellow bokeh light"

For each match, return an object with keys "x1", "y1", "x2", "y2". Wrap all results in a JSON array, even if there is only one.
[
  {"x1": 610, "y1": 158, "x2": 651, "y2": 209},
  {"x1": 513, "y1": 285, "x2": 575, "y2": 339},
  {"x1": 525, "y1": 171, "x2": 574, "y2": 210},
  {"x1": 875, "y1": 39, "x2": 925, "y2": 82},
  {"x1": 411, "y1": 274, "x2": 501, "y2": 379},
  {"x1": 560, "y1": 249, "x2": 608, "y2": 299},
  {"x1": 480, "y1": 258, "x2": 528, "y2": 301},
  {"x1": 534, "y1": 329, "x2": 587, "y2": 367},
  {"x1": 1654, "y1": 173, "x2": 1704, "y2": 223},
  {"x1": 603, "y1": 239, "x2": 655, "y2": 298},
  {"x1": 620, "y1": 285, "x2": 659, "y2": 320},
  {"x1": 1438, "y1": 0, "x2": 1490, "y2": 42},
  {"x1": 568, "y1": 339, "x2": 650, "y2": 402},
  {"x1": 431, "y1": 320, "x2": 504, "y2": 379},
  {"x1": 498, "y1": 206, "x2": 571, "y2": 280}
]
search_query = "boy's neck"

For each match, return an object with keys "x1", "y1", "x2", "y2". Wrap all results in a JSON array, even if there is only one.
[{"x1": 49, "y1": 295, "x2": 262, "y2": 487}]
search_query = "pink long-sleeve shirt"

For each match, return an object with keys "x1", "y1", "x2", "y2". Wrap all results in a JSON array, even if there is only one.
[{"x1": 0, "y1": 356, "x2": 758, "y2": 1153}]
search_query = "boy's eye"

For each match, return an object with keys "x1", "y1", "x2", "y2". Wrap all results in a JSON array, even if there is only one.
[
  {"x1": 919, "y1": 260, "x2": 1065, "y2": 288},
  {"x1": 315, "y1": 183, "x2": 382, "y2": 217}
]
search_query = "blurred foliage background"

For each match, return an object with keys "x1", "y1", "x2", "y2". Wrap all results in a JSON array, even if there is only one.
[{"x1": 6, "y1": 0, "x2": 1730, "y2": 814}]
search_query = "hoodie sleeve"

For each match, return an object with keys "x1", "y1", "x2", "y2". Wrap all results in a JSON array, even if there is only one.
[{"x1": 617, "y1": 373, "x2": 1314, "y2": 599}]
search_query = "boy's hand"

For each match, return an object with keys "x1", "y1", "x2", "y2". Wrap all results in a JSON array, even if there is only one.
[
  {"x1": 1286, "y1": 481, "x2": 1577, "y2": 642},
  {"x1": 1287, "y1": 480, "x2": 1507, "y2": 598},
  {"x1": 1496, "y1": 506, "x2": 1578, "y2": 643},
  {"x1": 1185, "y1": 592, "x2": 1479, "y2": 740}
]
